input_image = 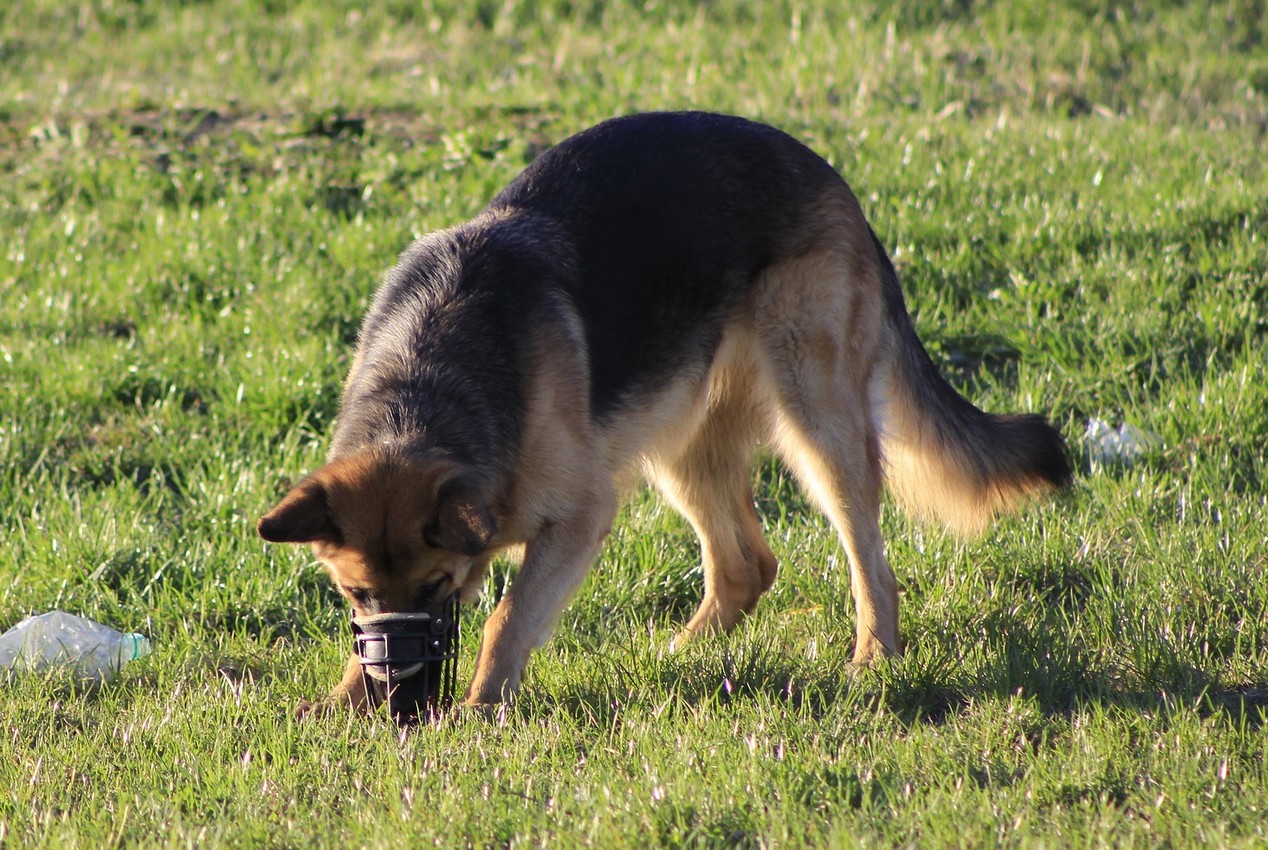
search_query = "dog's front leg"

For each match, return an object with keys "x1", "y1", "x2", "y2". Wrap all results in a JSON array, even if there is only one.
[
  {"x1": 329, "y1": 652, "x2": 370, "y2": 707},
  {"x1": 464, "y1": 492, "x2": 616, "y2": 705},
  {"x1": 296, "y1": 652, "x2": 369, "y2": 719}
]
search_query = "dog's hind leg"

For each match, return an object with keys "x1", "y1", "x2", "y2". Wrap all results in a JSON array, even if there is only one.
[
  {"x1": 770, "y1": 399, "x2": 900, "y2": 665},
  {"x1": 755, "y1": 239, "x2": 901, "y2": 666},
  {"x1": 647, "y1": 368, "x2": 778, "y2": 642}
]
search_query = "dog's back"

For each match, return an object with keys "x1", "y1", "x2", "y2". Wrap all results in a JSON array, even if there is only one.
[{"x1": 488, "y1": 111, "x2": 843, "y2": 419}]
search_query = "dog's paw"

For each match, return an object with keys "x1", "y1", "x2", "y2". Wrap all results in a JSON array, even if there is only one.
[
  {"x1": 460, "y1": 698, "x2": 511, "y2": 725},
  {"x1": 845, "y1": 646, "x2": 903, "y2": 677},
  {"x1": 842, "y1": 661, "x2": 872, "y2": 678},
  {"x1": 667, "y1": 628, "x2": 700, "y2": 653},
  {"x1": 849, "y1": 637, "x2": 905, "y2": 670},
  {"x1": 294, "y1": 698, "x2": 326, "y2": 721},
  {"x1": 295, "y1": 697, "x2": 350, "y2": 721}
]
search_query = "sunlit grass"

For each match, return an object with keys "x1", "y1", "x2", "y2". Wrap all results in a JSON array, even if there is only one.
[{"x1": 2, "y1": 1, "x2": 1266, "y2": 847}]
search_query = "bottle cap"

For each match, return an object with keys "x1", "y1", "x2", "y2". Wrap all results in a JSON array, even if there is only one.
[{"x1": 126, "y1": 634, "x2": 152, "y2": 662}]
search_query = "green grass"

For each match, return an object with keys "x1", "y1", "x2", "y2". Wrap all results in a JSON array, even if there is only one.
[{"x1": 2, "y1": 0, "x2": 1267, "y2": 846}]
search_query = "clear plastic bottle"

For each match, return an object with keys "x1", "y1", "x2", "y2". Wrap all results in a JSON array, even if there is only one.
[{"x1": 0, "y1": 611, "x2": 151, "y2": 683}]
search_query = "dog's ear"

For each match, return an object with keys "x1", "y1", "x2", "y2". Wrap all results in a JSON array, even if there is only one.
[
  {"x1": 257, "y1": 478, "x2": 342, "y2": 545},
  {"x1": 424, "y1": 473, "x2": 496, "y2": 556}
]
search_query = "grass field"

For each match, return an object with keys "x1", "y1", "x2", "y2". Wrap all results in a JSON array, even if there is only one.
[{"x1": 2, "y1": 0, "x2": 1267, "y2": 846}]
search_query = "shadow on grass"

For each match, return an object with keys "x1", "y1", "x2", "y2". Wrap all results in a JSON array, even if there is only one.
[{"x1": 542, "y1": 618, "x2": 1268, "y2": 735}]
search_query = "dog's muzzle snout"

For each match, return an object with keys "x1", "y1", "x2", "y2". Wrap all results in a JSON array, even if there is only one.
[{"x1": 351, "y1": 597, "x2": 459, "y2": 723}]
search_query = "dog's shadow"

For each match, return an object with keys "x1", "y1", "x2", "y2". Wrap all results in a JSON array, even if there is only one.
[{"x1": 540, "y1": 617, "x2": 1268, "y2": 733}]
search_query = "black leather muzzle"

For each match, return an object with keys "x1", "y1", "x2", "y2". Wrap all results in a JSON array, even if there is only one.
[{"x1": 351, "y1": 597, "x2": 459, "y2": 723}]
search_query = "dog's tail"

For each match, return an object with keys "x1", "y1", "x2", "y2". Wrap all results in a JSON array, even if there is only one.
[{"x1": 869, "y1": 230, "x2": 1072, "y2": 535}]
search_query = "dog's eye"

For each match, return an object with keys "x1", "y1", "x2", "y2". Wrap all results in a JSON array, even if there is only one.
[{"x1": 344, "y1": 586, "x2": 371, "y2": 605}]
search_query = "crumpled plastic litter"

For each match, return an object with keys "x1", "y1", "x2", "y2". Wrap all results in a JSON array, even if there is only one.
[{"x1": 1085, "y1": 418, "x2": 1162, "y2": 468}]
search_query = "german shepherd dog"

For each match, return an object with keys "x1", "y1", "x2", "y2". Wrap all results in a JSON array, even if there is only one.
[{"x1": 258, "y1": 112, "x2": 1071, "y2": 712}]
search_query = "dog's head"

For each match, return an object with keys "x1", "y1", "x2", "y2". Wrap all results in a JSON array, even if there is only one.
[{"x1": 256, "y1": 451, "x2": 497, "y2": 617}]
